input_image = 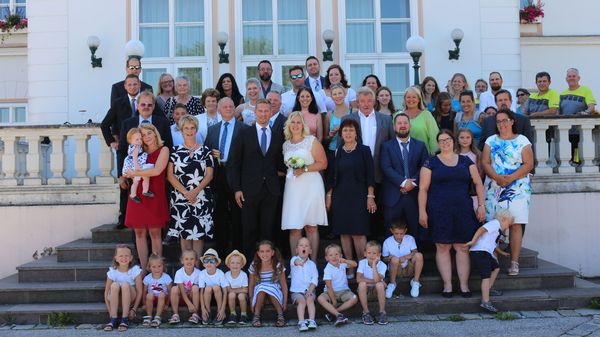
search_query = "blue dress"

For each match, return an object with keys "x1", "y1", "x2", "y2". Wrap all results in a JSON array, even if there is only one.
[{"x1": 425, "y1": 155, "x2": 479, "y2": 244}]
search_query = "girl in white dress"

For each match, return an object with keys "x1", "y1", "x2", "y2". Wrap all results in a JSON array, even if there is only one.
[{"x1": 281, "y1": 111, "x2": 329, "y2": 263}]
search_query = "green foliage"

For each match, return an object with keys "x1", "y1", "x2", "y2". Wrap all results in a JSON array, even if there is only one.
[
  {"x1": 445, "y1": 314, "x2": 466, "y2": 322},
  {"x1": 47, "y1": 312, "x2": 74, "y2": 327},
  {"x1": 494, "y1": 311, "x2": 519, "y2": 321},
  {"x1": 590, "y1": 297, "x2": 600, "y2": 309}
]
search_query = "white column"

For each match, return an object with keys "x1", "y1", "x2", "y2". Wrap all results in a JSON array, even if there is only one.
[
  {"x1": 47, "y1": 135, "x2": 66, "y2": 185},
  {"x1": 71, "y1": 133, "x2": 90, "y2": 185},
  {"x1": 533, "y1": 122, "x2": 552, "y2": 175},
  {"x1": 0, "y1": 135, "x2": 18, "y2": 186},
  {"x1": 96, "y1": 141, "x2": 116, "y2": 185},
  {"x1": 23, "y1": 136, "x2": 42, "y2": 185},
  {"x1": 556, "y1": 123, "x2": 576, "y2": 174},
  {"x1": 580, "y1": 122, "x2": 598, "y2": 174}
]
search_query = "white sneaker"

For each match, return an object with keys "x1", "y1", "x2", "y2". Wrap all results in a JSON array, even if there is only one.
[
  {"x1": 385, "y1": 283, "x2": 396, "y2": 299},
  {"x1": 410, "y1": 279, "x2": 421, "y2": 298},
  {"x1": 307, "y1": 319, "x2": 317, "y2": 329},
  {"x1": 298, "y1": 320, "x2": 308, "y2": 332}
]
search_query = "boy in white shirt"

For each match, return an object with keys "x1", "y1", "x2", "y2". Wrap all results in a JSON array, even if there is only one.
[
  {"x1": 289, "y1": 237, "x2": 319, "y2": 331},
  {"x1": 382, "y1": 218, "x2": 424, "y2": 299},
  {"x1": 198, "y1": 248, "x2": 228, "y2": 325},
  {"x1": 357, "y1": 240, "x2": 388, "y2": 325},
  {"x1": 465, "y1": 209, "x2": 514, "y2": 313},
  {"x1": 317, "y1": 244, "x2": 357, "y2": 326},
  {"x1": 224, "y1": 250, "x2": 249, "y2": 324}
]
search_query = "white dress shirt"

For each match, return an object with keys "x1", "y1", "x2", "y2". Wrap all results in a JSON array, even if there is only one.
[
  {"x1": 255, "y1": 122, "x2": 271, "y2": 153},
  {"x1": 359, "y1": 109, "x2": 377, "y2": 156},
  {"x1": 478, "y1": 88, "x2": 518, "y2": 113}
]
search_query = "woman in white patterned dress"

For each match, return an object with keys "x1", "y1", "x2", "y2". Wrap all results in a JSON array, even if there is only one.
[{"x1": 281, "y1": 111, "x2": 328, "y2": 262}]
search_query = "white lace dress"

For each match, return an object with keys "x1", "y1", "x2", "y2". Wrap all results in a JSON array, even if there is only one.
[{"x1": 281, "y1": 135, "x2": 328, "y2": 230}]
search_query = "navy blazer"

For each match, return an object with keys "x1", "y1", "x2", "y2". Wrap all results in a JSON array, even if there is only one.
[
  {"x1": 117, "y1": 114, "x2": 173, "y2": 175},
  {"x1": 100, "y1": 96, "x2": 164, "y2": 147},
  {"x1": 380, "y1": 137, "x2": 429, "y2": 207},
  {"x1": 304, "y1": 76, "x2": 325, "y2": 91},
  {"x1": 204, "y1": 119, "x2": 247, "y2": 160},
  {"x1": 110, "y1": 80, "x2": 153, "y2": 107}
]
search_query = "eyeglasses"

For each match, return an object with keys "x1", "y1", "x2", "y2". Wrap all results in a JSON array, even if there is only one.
[
  {"x1": 437, "y1": 138, "x2": 453, "y2": 144},
  {"x1": 139, "y1": 103, "x2": 154, "y2": 108},
  {"x1": 203, "y1": 257, "x2": 217, "y2": 264},
  {"x1": 161, "y1": 80, "x2": 174, "y2": 86},
  {"x1": 516, "y1": 93, "x2": 527, "y2": 97},
  {"x1": 128, "y1": 65, "x2": 142, "y2": 70},
  {"x1": 290, "y1": 73, "x2": 304, "y2": 80},
  {"x1": 496, "y1": 118, "x2": 511, "y2": 125}
]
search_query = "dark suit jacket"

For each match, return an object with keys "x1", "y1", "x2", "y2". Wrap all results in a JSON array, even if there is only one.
[
  {"x1": 117, "y1": 114, "x2": 173, "y2": 175},
  {"x1": 380, "y1": 137, "x2": 428, "y2": 207},
  {"x1": 227, "y1": 125, "x2": 286, "y2": 197},
  {"x1": 205, "y1": 119, "x2": 247, "y2": 160},
  {"x1": 110, "y1": 80, "x2": 153, "y2": 106},
  {"x1": 271, "y1": 113, "x2": 287, "y2": 139},
  {"x1": 101, "y1": 97, "x2": 164, "y2": 147},
  {"x1": 304, "y1": 76, "x2": 325, "y2": 91},
  {"x1": 478, "y1": 113, "x2": 533, "y2": 150},
  {"x1": 341, "y1": 111, "x2": 394, "y2": 183}
]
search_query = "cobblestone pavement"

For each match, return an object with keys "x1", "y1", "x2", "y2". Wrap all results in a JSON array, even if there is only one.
[{"x1": 1, "y1": 309, "x2": 600, "y2": 336}]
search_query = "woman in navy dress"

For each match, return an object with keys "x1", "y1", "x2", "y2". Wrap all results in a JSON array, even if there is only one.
[{"x1": 418, "y1": 130, "x2": 486, "y2": 298}]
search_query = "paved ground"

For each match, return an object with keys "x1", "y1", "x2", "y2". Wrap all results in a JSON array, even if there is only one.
[{"x1": 2, "y1": 309, "x2": 600, "y2": 337}]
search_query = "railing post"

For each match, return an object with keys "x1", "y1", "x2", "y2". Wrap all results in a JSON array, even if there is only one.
[
  {"x1": 71, "y1": 133, "x2": 91, "y2": 185},
  {"x1": 0, "y1": 135, "x2": 18, "y2": 186},
  {"x1": 47, "y1": 134, "x2": 66, "y2": 185},
  {"x1": 580, "y1": 123, "x2": 598, "y2": 173},
  {"x1": 23, "y1": 135, "x2": 42, "y2": 186},
  {"x1": 556, "y1": 123, "x2": 576, "y2": 174},
  {"x1": 96, "y1": 140, "x2": 115, "y2": 185},
  {"x1": 532, "y1": 121, "x2": 553, "y2": 175}
]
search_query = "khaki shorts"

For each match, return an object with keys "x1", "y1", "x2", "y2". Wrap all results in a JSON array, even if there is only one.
[
  {"x1": 291, "y1": 291, "x2": 316, "y2": 304},
  {"x1": 320, "y1": 289, "x2": 356, "y2": 303},
  {"x1": 396, "y1": 260, "x2": 416, "y2": 278}
]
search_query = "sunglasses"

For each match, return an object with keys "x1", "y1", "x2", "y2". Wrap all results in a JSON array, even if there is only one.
[
  {"x1": 517, "y1": 93, "x2": 527, "y2": 97},
  {"x1": 290, "y1": 73, "x2": 304, "y2": 80},
  {"x1": 203, "y1": 257, "x2": 217, "y2": 264},
  {"x1": 128, "y1": 65, "x2": 142, "y2": 70},
  {"x1": 139, "y1": 103, "x2": 154, "y2": 108}
]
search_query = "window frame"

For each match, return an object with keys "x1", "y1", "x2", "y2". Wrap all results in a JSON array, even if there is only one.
[
  {"x1": 0, "y1": 0, "x2": 26, "y2": 20},
  {"x1": 0, "y1": 104, "x2": 27, "y2": 125}
]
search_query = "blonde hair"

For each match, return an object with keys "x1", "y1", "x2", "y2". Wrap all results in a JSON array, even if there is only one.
[
  {"x1": 156, "y1": 73, "x2": 174, "y2": 96},
  {"x1": 324, "y1": 243, "x2": 342, "y2": 256},
  {"x1": 495, "y1": 208, "x2": 515, "y2": 224},
  {"x1": 177, "y1": 114, "x2": 199, "y2": 131},
  {"x1": 126, "y1": 127, "x2": 141, "y2": 144},
  {"x1": 138, "y1": 123, "x2": 164, "y2": 150},
  {"x1": 449, "y1": 73, "x2": 470, "y2": 97},
  {"x1": 402, "y1": 86, "x2": 426, "y2": 111},
  {"x1": 112, "y1": 245, "x2": 133, "y2": 269},
  {"x1": 283, "y1": 111, "x2": 310, "y2": 140},
  {"x1": 180, "y1": 249, "x2": 197, "y2": 262},
  {"x1": 365, "y1": 240, "x2": 382, "y2": 253},
  {"x1": 147, "y1": 253, "x2": 165, "y2": 272}
]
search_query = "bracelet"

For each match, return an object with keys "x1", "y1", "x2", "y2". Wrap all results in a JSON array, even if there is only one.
[
  {"x1": 326, "y1": 193, "x2": 332, "y2": 197},
  {"x1": 304, "y1": 166, "x2": 309, "y2": 173},
  {"x1": 477, "y1": 204, "x2": 484, "y2": 209},
  {"x1": 367, "y1": 195, "x2": 375, "y2": 198}
]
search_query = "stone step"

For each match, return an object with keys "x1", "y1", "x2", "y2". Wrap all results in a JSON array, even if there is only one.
[
  {"x1": 90, "y1": 224, "x2": 134, "y2": 244},
  {"x1": 1, "y1": 278, "x2": 598, "y2": 325}
]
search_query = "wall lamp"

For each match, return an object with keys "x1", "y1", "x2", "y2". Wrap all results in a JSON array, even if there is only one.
[
  {"x1": 322, "y1": 29, "x2": 334, "y2": 62},
  {"x1": 217, "y1": 32, "x2": 229, "y2": 64},
  {"x1": 406, "y1": 35, "x2": 425, "y2": 86},
  {"x1": 87, "y1": 36, "x2": 102, "y2": 68},
  {"x1": 125, "y1": 39, "x2": 145, "y2": 61},
  {"x1": 448, "y1": 28, "x2": 464, "y2": 60}
]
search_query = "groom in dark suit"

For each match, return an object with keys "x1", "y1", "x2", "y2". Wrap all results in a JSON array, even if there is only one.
[
  {"x1": 227, "y1": 99, "x2": 286, "y2": 262},
  {"x1": 380, "y1": 113, "x2": 429, "y2": 241},
  {"x1": 205, "y1": 97, "x2": 248, "y2": 255}
]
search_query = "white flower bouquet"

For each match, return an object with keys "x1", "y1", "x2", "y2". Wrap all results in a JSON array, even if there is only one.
[{"x1": 285, "y1": 156, "x2": 306, "y2": 179}]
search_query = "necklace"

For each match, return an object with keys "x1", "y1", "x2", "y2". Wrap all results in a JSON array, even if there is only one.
[{"x1": 343, "y1": 142, "x2": 357, "y2": 153}]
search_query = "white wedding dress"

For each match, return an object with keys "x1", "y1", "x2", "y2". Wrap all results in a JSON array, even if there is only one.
[{"x1": 281, "y1": 135, "x2": 328, "y2": 230}]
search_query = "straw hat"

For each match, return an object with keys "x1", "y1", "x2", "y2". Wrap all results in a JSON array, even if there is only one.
[
  {"x1": 225, "y1": 249, "x2": 247, "y2": 267},
  {"x1": 200, "y1": 248, "x2": 221, "y2": 265}
]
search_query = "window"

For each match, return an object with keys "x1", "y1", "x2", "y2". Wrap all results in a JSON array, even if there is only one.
[
  {"x1": 0, "y1": 0, "x2": 25, "y2": 20},
  {"x1": 345, "y1": 0, "x2": 410, "y2": 54},
  {"x1": 135, "y1": 0, "x2": 210, "y2": 96},
  {"x1": 0, "y1": 105, "x2": 27, "y2": 124}
]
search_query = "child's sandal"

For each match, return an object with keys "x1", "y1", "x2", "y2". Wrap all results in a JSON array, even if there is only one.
[
  {"x1": 118, "y1": 322, "x2": 128, "y2": 332},
  {"x1": 151, "y1": 316, "x2": 161, "y2": 327},
  {"x1": 168, "y1": 313, "x2": 180, "y2": 324},
  {"x1": 103, "y1": 322, "x2": 114, "y2": 332},
  {"x1": 188, "y1": 313, "x2": 200, "y2": 324},
  {"x1": 275, "y1": 313, "x2": 286, "y2": 327},
  {"x1": 142, "y1": 316, "x2": 152, "y2": 327},
  {"x1": 251, "y1": 314, "x2": 262, "y2": 327}
]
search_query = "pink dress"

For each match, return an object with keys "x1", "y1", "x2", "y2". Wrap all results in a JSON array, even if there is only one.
[{"x1": 303, "y1": 111, "x2": 319, "y2": 138}]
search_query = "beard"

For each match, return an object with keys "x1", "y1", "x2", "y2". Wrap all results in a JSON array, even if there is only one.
[
  {"x1": 259, "y1": 73, "x2": 271, "y2": 82},
  {"x1": 491, "y1": 83, "x2": 501, "y2": 91},
  {"x1": 396, "y1": 130, "x2": 410, "y2": 138}
]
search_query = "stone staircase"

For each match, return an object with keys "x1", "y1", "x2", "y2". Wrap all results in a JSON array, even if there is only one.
[{"x1": 1, "y1": 224, "x2": 599, "y2": 325}]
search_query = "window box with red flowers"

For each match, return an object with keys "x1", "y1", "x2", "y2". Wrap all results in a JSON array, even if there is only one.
[
  {"x1": 0, "y1": 14, "x2": 28, "y2": 44},
  {"x1": 520, "y1": 3, "x2": 544, "y2": 24}
]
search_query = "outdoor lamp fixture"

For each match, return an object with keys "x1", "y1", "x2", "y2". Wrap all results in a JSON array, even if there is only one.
[
  {"x1": 125, "y1": 39, "x2": 145, "y2": 61},
  {"x1": 87, "y1": 35, "x2": 102, "y2": 68},
  {"x1": 322, "y1": 29, "x2": 335, "y2": 62},
  {"x1": 217, "y1": 32, "x2": 229, "y2": 64},
  {"x1": 406, "y1": 35, "x2": 425, "y2": 85},
  {"x1": 448, "y1": 28, "x2": 464, "y2": 60}
]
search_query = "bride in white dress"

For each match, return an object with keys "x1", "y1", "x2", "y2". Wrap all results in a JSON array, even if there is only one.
[{"x1": 281, "y1": 111, "x2": 328, "y2": 262}]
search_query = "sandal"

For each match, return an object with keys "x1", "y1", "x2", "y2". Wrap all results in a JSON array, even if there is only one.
[
  {"x1": 151, "y1": 316, "x2": 161, "y2": 328},
  {"x1": 275, "y1": 313, "x2": 286, "y2": 327},
  {"x1": 118, "y1": 322, "x2": 128, "y2": 332},
  {"x1": 188, "y1": 313, "x2": 200, "y2": 324},
  {"x1": 251, "y1": 314, "x2": 262, "y2": 327},
  {"x1": 168, "y1": 313, "x2": 180, "y2": 324},
  {"x1": 103, "y1": 322, "x2": 115, "y2": 332},
  {"x1": 142, "y1": 316, "x2": 152, "y2": 327}
]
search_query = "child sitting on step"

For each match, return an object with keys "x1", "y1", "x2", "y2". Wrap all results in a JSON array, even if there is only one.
[
  {"x1": 289, "y1": 237, "x2": 319, "y2": 331},
  {"x1": 198, "y1": 249, "x2": 228, "y2": 325},
  {"x1": 104, "y1": 245, "x2": 143, "y2": 332},
  {"x1": 122, "y1": 128, "x2": 154, "y2": 203},
  {"x1": 142, "y1": 253, "x2": 172, "y2": 328},
  {"x1": 465, "y1": 208, "x2": 514, "y2": 313},
  {"x1": 224, "y1": 250, "x2": 249, "y2": 325},
  {"x1": 169, "y1": 250, "x2": 201, "y2": 324},
  {"x1": 357, "y1": 240, "x2": 388, "y2": 325}
]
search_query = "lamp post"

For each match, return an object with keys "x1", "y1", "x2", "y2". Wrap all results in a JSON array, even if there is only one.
[
  {"x1": 322, "y1": 29, "x2": 334, "y2": 62},
  {"x1": 405, "y1": 35, "x2": 425, "y2": 86},
  {"x1": 217, "y1": 32, "x2": 229, "y2": 64},
  {"x1": 448, "y1": 28, "x2": 464, "y2": 60},
  {"x1": 125, "y1": 39, "x2": 145, "y2": 61},
  {"x1": 87, "y1": 35, "x2": 102, "y2": 68}
]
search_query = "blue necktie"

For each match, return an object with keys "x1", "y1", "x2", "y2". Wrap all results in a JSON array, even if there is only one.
[
  {"x1": 131, "y1": 98, "x2": 136, "y2": 117},
  {"x1": 314, "y1": 80, "x2": 320, "y2": 92},
  {"x1": 219, "y1": 121, "x2": 229, "y2": 160},
  {"x1": 260, "y1": 127, "x2": 267, "y2": 155},
  {"x1": 401, "y1": 142, "x2": 410, "y2": 180}
]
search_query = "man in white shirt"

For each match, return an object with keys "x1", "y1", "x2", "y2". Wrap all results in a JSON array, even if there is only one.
[
  {"x1": 281, "y1": 66, "x2": 327, "y2": 115},
  {"x1": 478, "y1": 71, "x2": 517, "y2": 113}
]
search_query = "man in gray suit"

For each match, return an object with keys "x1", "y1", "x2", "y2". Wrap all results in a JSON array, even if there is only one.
[{"x1": 205, "y1": 97, "x2": 248, "y2": 254}]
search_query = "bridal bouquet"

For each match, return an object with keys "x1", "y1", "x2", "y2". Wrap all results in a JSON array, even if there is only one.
[{"x1": 285, "y1": 156, "x2": 306, "y2": 179}]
